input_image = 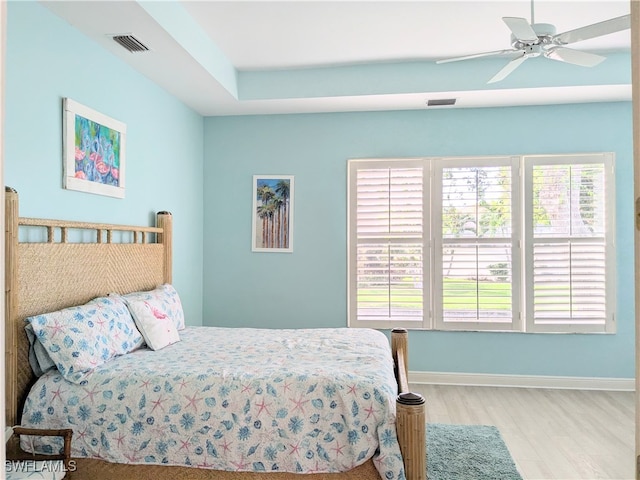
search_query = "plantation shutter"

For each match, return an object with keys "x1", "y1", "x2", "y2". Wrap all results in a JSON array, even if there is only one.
[
  {"x1": 348, "y1": 160, "x2": 428, "y2": 328},
  {"x1": 524, "y1": 154, "x2": 614, "y2": 333},
  {"x1": 433, "y1": 157, "x2": 520, "y2": 331},
  {"x1": 348, "y1": 153, "x2": 615, "y2": 334}
]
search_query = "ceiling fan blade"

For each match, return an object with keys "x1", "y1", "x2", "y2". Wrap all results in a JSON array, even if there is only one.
[
  {"x1": 487, "y1": 54, "x2": 527, "y2": 84},
  {"x1": 545, "y1": 46, "x2": 606, "y2": 67},
  {"x1": 502, "y1": 17, "x2": 539, "y2": 43},
  {"x1": 553, "y1": 14, "x2": 631, "y2": 45},
  {"x1": 436, "y1": 49, "x2": 518, "y2": 64}
]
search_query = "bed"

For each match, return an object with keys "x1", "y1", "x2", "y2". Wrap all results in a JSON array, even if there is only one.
[{"x1": 4, "y1": 187, "x2": 426, "y2": 480}]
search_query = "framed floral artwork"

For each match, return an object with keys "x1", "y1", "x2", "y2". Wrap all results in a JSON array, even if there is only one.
[
  {"x1": 252, "y1": 175, "x2": 294, "y2": 252},
  {"x1": 63, "y1": 98, "x2": 126, "y2": 198}
]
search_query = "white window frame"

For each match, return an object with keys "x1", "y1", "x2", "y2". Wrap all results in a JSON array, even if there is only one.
[
  {"x1": 523, "y1": 153, "x2": 616, "y2": 333},
  {"x1": 432, "y1": 156, "x2": 522, "y2": 332},
  {"x1": 348, "y1": 153, "x2": 616, "y2": 334},
  {"x1": 347, "y1": 158, "x2": 431, "y2": 330}
]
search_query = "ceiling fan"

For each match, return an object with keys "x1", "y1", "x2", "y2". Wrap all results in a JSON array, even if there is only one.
[{"x1": 436, "y1": 0, "x2": 631, "y2": 84}]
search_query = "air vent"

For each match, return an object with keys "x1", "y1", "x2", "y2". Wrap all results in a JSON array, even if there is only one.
[
  {"x1": 112, "y1": 35, "x2": 149, "y2": 53},
  {"x1": 427, "y1": 98, "x2": 457, "y2": 107}
]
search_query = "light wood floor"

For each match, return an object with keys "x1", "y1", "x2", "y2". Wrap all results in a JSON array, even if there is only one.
[{"x1": 410, "y1": 384, "x2": 634, "y2": 480}]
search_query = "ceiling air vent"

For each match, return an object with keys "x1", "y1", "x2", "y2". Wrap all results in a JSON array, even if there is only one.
[
  {"x1": 112, "y1": 34, "x2": 149, "y2": 53},
  {"x1": 427, "y1": 98, "x2": 457, "y2": 107}
]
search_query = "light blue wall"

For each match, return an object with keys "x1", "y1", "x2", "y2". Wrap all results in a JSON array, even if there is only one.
[
  {"x1": 239, "y1": 53, "x2": 630, "y2": 100},
  {"x1": 5, "y1": 2, "x2": 204, "y2": 325},
  {"x1": 203, "y1": 103, "x2": 634, "y2": 378}
]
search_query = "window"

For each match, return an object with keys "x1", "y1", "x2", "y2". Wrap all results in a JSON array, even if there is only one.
[
  {"x1": 348, "y1": 160, "x2": 428, "y2": 329},
  {"x1": 524, "y1": 154, "x2": 615, "y2": 333},
  {"x1": 347, "y1": 153, "x2": 615, "y2": 333},
  {"x1": 433, "y1": 157, "x2": 521, "y2": 331}
]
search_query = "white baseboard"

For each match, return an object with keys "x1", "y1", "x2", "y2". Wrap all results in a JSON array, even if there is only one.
[{"x1": 409, "y1": 370, "x2": 635, "y2": 391}]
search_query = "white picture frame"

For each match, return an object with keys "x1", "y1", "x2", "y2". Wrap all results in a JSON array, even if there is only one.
[
  {"x1": 252, "y1": 175, "x2": 294, "y2": 252},
  {"x1": 63, "y1": 98, "x2": 126, "y2": 198}
]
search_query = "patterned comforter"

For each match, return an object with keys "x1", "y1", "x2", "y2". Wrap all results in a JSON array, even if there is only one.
[{"x1": 21, "y1": 326, "x2": 405, "y2": 479}]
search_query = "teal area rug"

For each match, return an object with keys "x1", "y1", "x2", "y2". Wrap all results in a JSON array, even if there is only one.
[{"x1": 427, "y1": 423, "x2": 523, "y2": 480}]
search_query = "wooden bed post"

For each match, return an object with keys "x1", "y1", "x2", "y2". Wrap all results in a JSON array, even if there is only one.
[
  {"x1": 392, "y1": 328, "x2": 427, "y2": 480},
  {"x1": 391, "y1": 328, "x2": 409, "y2": 392},
  {"x1": 397, "y1": 393, "x2": 426, "y2": 480},
  {"x1": 157, "y1": 211, "x2": 172, "y2": 284},
  {"x1": 5, "y1": 186, "x2": 18, "y2": 427}
]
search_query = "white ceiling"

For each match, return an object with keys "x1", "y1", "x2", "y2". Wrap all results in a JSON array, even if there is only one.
[
  {"x1": 43, "y1": 1, "x2": 632, "y2": 116},
  {"x1": 181, "y1": 1, "x2": 632, "y2": 69}
]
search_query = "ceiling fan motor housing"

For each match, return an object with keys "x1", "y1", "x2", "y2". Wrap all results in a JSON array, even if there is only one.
[{"x1": 511, "y1": 23, "x2": 557, "y2": 48}]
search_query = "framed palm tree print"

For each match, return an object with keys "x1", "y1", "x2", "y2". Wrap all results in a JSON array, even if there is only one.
[{"x1": 252, "y1": 175, "x2": 294, "y2": 252}]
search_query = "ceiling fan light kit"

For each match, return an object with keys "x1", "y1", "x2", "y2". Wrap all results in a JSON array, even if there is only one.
[{"x1": 436, "y1": 1, "x2": 631, "y2": 84}]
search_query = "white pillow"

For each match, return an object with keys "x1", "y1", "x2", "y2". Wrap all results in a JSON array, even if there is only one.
[
  {"x1": 124, "y1": 297, "x2": 180, "y2": 350},
  {"x1": 123, "y1": 284, "x2": 185, "y2": 330}
]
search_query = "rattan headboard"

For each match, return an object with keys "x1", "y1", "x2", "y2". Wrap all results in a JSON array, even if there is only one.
[{"x1": 4, "y1": 187, "x2": 173, "y2": 426}]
